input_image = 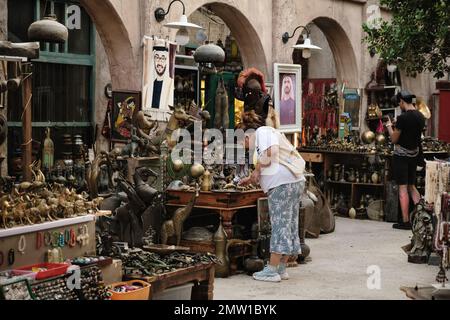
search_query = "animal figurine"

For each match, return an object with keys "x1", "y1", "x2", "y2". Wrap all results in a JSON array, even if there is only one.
[
  {"x1": 161, "y1": 186, "x2": 199, "y2": 245},
  {"x1": 12, "y1": 199, "x2": 33, "y2": 226},
  {"x1": 165, "y1": 104, "x2": 200, "y2": 149},
  {"x1": 0, "y1": 195, "x2": 12, "y2": 228},
  {"x1": 134, "y1": 167, "x2": 159, "y2": 206}
]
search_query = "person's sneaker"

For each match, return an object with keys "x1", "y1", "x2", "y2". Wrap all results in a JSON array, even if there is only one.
[
  {"x1": 253, "y1": 265, "x2": 281, "y2": 282},
  {"x1": 278, "y1": 263, "x2": 289, "y2": 280},
  {"x1": 393, "y1": 221, "x2": 412, "y2": 230}
]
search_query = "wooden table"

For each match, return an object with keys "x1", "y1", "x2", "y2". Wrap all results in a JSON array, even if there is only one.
[
  {"x1": 166, "y1": 189, "x2": 266, "y2": 238},
  {"x1": 124, "y1": 263, "x2": 215, "y2": 300}
]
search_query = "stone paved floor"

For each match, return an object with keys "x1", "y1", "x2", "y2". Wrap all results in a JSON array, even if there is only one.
[{"x1": 214, "y1": 217, "x2": 439, "y2": 300}]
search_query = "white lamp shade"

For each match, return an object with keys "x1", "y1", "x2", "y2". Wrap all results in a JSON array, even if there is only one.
[
  {"x1": 164, "y1": 14, "x2": 202, "y2": 30},
  {"x1": 175, "y1": 28, "x2": 190, "y2": 45},
  {"x1": 292, "y1": 38, "x2": 322, "y2": 51}
]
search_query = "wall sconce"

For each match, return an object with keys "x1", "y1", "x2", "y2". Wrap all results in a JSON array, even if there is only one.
[
  {"x1": 282, "y1": 25, "x2": 322, "y2": 59},
  {"x1": 154, "y1": 0, "x2": 202, "y2": 46}
]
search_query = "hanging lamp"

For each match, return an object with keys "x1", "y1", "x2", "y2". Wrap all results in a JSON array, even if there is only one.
[{"x1": 28, "y1": 0, "x2": 68, "y2": 44}]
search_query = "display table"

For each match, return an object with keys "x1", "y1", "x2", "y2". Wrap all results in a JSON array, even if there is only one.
[
  {"x1": 166, "y1": 189, "x2": 265, "y2": 238},
  {"x1": 124, "y1": 263, "x2": 215, "y2": 300},
  {"x1": 0, "y1": 215, "x2": 97, "y2": 272}
]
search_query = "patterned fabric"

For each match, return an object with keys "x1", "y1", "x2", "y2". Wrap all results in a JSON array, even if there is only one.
[{"x1": 268, "y1": 181, "x2": 304, "y2": 255}]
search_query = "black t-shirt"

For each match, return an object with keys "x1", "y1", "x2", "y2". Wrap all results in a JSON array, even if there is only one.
[{"x1": 395, "y1": 110, "x2": 425, "y2": 150}]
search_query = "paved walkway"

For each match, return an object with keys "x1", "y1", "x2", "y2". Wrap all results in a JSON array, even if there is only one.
[{"x1": 214, "y1": 217, "x2": 439, "y2": 300}]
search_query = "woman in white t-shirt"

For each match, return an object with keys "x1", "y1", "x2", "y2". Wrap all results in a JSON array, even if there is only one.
[{"x1": 239, "y1": 110, "x2": 305, "y2": 283}]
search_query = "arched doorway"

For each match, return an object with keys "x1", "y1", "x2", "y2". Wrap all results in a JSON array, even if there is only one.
[
  {"x1": 300, "y1": 17, "x2": 358, "y2": 88},
  {"x1": 296, "y1": 17, "x2": 360, "y2": 143},
  {"x1": 79, "y1": 0, "x2": 139, "y2": 90},
  {"x1": 188, "y1": 2, "x2": 268, "y2": 77}
]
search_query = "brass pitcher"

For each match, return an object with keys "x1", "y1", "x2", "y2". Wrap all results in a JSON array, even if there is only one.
[{"x1": 214, "y1": 218, "x2": 230, "y2": 278}]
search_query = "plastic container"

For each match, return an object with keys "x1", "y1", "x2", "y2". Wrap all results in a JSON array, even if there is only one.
[
  {"x1": 109, "y1": 280, "x2": 151, "y2": 300},
  {"x1": 14, "y1": 263, "x2": 69, "y2": 280},
  {"x1": 0, "y1": 269, "x2": 37, "y2": 285},
  {"x1": 152, "y1": 283, "x2": 194, "y2": 300}
]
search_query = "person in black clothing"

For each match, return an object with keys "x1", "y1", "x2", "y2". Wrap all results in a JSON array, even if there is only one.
[{"x1": 385, "y1": 90, "x2": 426, "y2": 230}]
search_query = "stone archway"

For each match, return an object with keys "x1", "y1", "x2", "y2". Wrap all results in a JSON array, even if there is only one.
[
  {"x1": 307, "y1": 17, "x2": 359, "y2": 87},
  {"x1": 79, "y1": 0, "x2": 139, "y2": 90},
  {"x1": 188, "y1": 2, "x2": 269, "y2": 77}
]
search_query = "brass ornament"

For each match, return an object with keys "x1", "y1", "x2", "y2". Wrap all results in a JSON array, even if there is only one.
[
  {"x1": 190, "y1": 163, "x2": 205, "y2": 179},
  {"x1": 172, "y1": 159, "x2": 185, "y2": 173},
  {"x1": 361, "y1": 130, "x2": 376, "y2": 144}
]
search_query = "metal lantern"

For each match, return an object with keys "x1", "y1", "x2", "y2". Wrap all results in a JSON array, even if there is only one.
[
  {"x1": 28, "y1": 14, "x2": 68, "y2": 44},
  {"x1": 194, "y1": 42, "x2": 226, "y2": 65}
]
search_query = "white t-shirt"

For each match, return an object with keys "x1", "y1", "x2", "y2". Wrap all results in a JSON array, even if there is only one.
[{"x1": 255, "y1": 126, "x2": 304, "y2": 193}]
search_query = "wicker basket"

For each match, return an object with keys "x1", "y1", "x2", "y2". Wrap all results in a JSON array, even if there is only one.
[{"x1": 109, "y1": 280, "x2": 151, "y2": 300}]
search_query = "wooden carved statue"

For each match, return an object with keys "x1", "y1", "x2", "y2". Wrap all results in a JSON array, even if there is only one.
[{"x1": 161, "y1": 186, "x2": 199, "y2": 245}]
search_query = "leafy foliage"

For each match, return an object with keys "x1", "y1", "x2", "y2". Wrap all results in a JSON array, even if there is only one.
[{"x1": 363, "y1": 0, "x2": 450, "y2": 79}]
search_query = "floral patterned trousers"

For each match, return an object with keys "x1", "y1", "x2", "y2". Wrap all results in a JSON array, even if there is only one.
[{"x1": 268, "y1": 181, "x2": 304, "y2": 256}]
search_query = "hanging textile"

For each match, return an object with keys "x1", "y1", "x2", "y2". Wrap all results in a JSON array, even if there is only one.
[{"x1": 425, "y1": 160, "x2": 450, "y2": 211}]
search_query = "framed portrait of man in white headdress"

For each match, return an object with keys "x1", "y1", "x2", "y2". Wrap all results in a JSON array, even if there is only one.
[
  {"x1": 142, "y1": 37, "x2": 177, "y2": 122},
  {"x1": 274, "y1": 63, "x2": 302, "y2": 133}
]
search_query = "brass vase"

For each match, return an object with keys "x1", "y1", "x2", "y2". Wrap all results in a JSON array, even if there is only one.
[{"x1": 214, "y1": 219, "x2": 230, "y2": 278}]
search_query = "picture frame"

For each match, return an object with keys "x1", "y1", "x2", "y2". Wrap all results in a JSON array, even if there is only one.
[
  {"x1": 343, "y1": 88, "x2": 361, "y2": 130},
  {"x1": 0, "y1": 279, "x2": 34, "y2": 300},
  {"x1": 274, "y1": 63, "x2": 302, "y2": 133},
  {"x1": 111, "y1": 90, "x2": 141, "y2": 143}
]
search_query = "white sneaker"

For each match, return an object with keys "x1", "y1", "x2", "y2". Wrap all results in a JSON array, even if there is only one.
[
  {"x1": 278, "y1": 264, "x2": 289, "y2": 280},
  {"x1": 253, "y1": 265, "x2": 282, "y2": 282}
]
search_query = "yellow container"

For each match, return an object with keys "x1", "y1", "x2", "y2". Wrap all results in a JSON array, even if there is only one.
[{"x1": 109, "y1": 280, "x2": 151, "y2": 300}]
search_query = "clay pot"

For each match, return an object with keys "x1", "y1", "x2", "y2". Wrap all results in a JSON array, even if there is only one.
[
  {"x1": 371, "y1": 172, "x2": 379, "y2": 184},
  {"x1": 349, "y1": 208, "x2": 357, "y2": 219},
  {"x1": 28, "y1": 15, "x2": 68, "y2": 44}
]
